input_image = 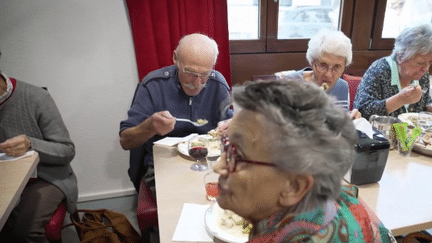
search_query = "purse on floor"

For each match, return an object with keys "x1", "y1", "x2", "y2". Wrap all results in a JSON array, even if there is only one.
[{"x1": 66, "y1": 209, "x2": 141, "y2": 243}]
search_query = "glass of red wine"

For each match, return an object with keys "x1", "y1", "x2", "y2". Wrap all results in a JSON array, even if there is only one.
[{"x1": 188, "y1": 135, "x2": 208, "y2": 171}]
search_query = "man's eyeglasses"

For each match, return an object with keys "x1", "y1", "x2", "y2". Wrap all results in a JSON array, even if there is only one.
[
  {"x1": 181, "y1": 66, "x2": 211, "y2": 80},
  {"x1": 314, "y1": 61, "x2": 344, "y2": 74},
  {"x1": 221, "y1": 135, "x2": 277, "y2": 173}
]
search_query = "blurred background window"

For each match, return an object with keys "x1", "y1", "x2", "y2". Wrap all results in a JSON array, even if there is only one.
[
  {"x1": 227, "y1": 0, "x2": 342, "y2": 41},
  {"x1": 382, "y1": 0, "x2": 432, "y2": 38},
  {"x1": 228, "y1": 0, "x2": 260, "y2": 40},
  {"x1": 277, "y1": 0, "x2": 341, "y2": 39}
]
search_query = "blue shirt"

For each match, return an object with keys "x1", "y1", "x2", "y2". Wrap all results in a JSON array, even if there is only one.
[{"x1": 278, "y1": 67, "x2": 350, "y2": 111}]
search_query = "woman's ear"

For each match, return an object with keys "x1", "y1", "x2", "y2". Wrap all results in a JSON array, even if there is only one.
[{"x1": 279, "y1": 174, "x2": 314, "y2": 207}]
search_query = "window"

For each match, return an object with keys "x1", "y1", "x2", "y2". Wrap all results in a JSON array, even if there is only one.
[
  {"x1": 371, "y1": 0, "x2": 432, "y2": 49},
  {"x1": 228, "y1": 0, "x2": 343, "y2": 53}
]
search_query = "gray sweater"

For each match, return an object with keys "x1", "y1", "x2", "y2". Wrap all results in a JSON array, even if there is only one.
[{"x1": 0, "y1": 80, "x2": 77, "y2": 213}]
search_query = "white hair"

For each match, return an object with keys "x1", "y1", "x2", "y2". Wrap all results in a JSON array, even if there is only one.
[
  {"x1": 306, "y1": 29, "x2": 353, "y2": 66},
  {"x1": 391, "y1": 24, "x2": 432, "y2": 62}
]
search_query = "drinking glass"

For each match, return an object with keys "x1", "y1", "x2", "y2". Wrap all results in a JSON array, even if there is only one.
[
  {"x1": 188, "y1": 135, "x2": 208, "y2": 171},
  {"x1": 417, "y1": 112, "x2": 432, "y2": 142},
  {"x1": 204, "y1": 171, "x2": 219, "y2": 201},
  {"x1": 397, "y1": 136, "x2": 413, "y2": 157}
]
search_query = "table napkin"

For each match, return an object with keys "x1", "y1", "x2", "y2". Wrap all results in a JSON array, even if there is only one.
[
  {"x1": 153, "y1": 133, "x2": 198, "y2": 147},
  {"x1": 353, "y1": 118, "x2": 374, "y2": 139},
  {"x1": 172, "y1": 203, "x2": 213, "y2": 242}
]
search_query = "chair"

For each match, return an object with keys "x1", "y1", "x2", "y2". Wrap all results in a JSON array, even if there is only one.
[
  {"x1": 45, "y1": 200, "x2": 67, "y2": 243},
  {"x1": 342, "y1": 73, "x2": 362, "y2": 111},
  {"x1": 137, "y1": 179, "x2": 158, "y2": 241}
]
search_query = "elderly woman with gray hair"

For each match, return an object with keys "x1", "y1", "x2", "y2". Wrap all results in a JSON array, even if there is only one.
[
  {"x1": 213, "y1": 79, "x2": 394, "y2": 242},
  {"x1": 354, "y1": 24, "x2": 432, "y2": 120},
  {"x1": 276, "y1": 29, "x2": 361, "y2": 120}
]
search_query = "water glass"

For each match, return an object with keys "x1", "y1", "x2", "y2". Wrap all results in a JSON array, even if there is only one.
[
  {"x1": 397, "y1": 137, "x2": 413, "y2": 157},
  {"x1": 204, "y1": 171, "x2": 219, "y2": 201}
]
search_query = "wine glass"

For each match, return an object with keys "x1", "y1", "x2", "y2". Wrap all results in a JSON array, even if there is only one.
[
  {"x1": 417, "y1": 112, "x2": 432, "y2": 142},
  {"x1": 188, "y1": 135, "x2": 208, "y2": 171}
]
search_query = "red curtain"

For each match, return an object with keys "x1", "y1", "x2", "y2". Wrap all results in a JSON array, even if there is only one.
[{"x1": 126, "y1": 0, "x2": 232, "y2": 87}]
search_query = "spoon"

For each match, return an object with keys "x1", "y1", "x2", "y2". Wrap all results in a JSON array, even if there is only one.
[{"x1": 176, "y1": 118, "x2": 208, "y2": 127}]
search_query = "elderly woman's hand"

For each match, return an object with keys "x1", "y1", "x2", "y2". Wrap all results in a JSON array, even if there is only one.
[
  {"x1": 216, "y1": 119, "x2": 232, "y2": 136},
  {"x1": 0, "y1": 135, "x2": 31, "y2": 157},
  {"x1": 348, "y1": 109, "x2": 362, "y2": 120},
  {"x1": 399, "y1": 85, "x2": 423, "y2": 105}
]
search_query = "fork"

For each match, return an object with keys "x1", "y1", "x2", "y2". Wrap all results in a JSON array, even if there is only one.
[{"x1": 176, "y1": 118, "x2": 207, "y2": 127}]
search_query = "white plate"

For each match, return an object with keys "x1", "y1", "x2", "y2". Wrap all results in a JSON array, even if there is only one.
[
  {"x1": 413, "y1": 142, "x2": 432, "y2": 156},
  {"x1": 398, "y1": 112, "x2": 419, "y2": 127},
  {"x1": 204, "y1": 202, "x2": 249, "y2": 243},
  {"x1": 413, "y1": 133, "x2": 432, "y2": 156},
  {"x1": 177, "y1": 134, "x2": 221, "y2": 158}
]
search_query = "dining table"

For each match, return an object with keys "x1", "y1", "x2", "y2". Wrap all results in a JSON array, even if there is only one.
[
  {"x1": 0, "y1": 151, "x2": 40, "y2": 230},
  {"x1": 153, "y1": 143, "x2": 432, "y2": 242}
]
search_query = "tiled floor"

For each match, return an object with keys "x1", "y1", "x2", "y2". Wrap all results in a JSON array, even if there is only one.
[{"x1": 61, "y1": 194, "x2": 159, "y2": 243}]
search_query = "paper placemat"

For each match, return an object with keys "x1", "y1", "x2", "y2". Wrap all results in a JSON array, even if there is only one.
[
  {"x1": 172, "y1": 203, "x2": 213, "y2": 242},
  {"x1": 154, "y1": 133, "x2": 198, "y2": 147}
]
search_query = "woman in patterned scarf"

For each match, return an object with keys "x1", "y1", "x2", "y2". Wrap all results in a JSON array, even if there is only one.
[{"x1": 213, "y1": 79, "x2": 395, "y2": 242}]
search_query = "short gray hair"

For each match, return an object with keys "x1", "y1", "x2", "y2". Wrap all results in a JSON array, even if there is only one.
[
  {"x1": 391, "y1": 24, "x2": 432, "y2": 62},
  {"x1": 232, "y1": 79, "x2": 357, "y2": 213},
  {"x1": 306, "y1": 29, "x2": 353, "y2": 66},
  {"x1": 175, "y1": 33, "x2": 219, "y2": 65}
]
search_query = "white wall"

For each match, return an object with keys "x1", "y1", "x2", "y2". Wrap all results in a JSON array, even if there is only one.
[{"x1": 0, "y1": 0, "x2": 139, "y2": 201}]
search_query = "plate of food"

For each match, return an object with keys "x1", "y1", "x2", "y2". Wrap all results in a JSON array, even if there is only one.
[
  {"x1": 204, "y1": 202, "x2": 251, "y2": 243},
  {"x1": 398, "y1": 112, "x2": 419, "y2": 127},
  {"x1": 413, "y1": 132, "x2": 432, "y2": 156},
  {"x1": 177, "y1": 134, "x2": 221, "y2": 158}
]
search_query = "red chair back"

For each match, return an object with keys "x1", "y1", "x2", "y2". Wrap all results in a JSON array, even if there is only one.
[
  {"x1": 137, "y1": 179, "x2": 158, "y2": 231},
  {"x1": 342, "y1": 73, "x2": 362, "y2": 110},
  {"x1": 45, "y1": 200, "x2": 67, "y2": 242}
]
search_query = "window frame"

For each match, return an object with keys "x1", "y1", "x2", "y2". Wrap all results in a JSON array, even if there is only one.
[
  {"x1": 229, "y1": 0, "x2": 357, "y2": 54},
  {"x1": 370, "y1": 0, "x2": 395, "y2": 50}
]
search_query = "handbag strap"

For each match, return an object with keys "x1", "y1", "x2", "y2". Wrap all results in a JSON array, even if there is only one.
[{"x1": 402, "y1": 231, "x2": 432, "y2": 243}]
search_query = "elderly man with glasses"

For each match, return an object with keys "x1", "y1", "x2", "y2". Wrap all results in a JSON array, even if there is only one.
[{"x1": 119, "y1": 33, "x2": 232, "y2": 193}]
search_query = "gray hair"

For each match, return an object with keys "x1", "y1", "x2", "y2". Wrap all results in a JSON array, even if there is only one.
[
  {"x1": 391, "y1": 24, "x2": 432, "y2": 62},
  {"x1": 232, "y1": 79, "x2": 357, "y2": 213},
  {"x1": 175, "y1": 33, "x2": 219, "y2": 65},
  {"x1": 306, "y1": 29, "x2": 353, "y2": 66}
]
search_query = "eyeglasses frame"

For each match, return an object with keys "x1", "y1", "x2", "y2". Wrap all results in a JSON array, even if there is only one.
[
  {"x1": 221, "y1": 135, "x2": 277, "y2": 173},
  {"x1": 314, "y1": 60, "x2": 344, "y2": 74},
  {"x1": 179, "y1": 62, "x2": 212, "y2": 80}
]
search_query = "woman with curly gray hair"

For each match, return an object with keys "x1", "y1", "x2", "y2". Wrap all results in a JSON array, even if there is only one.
[
  {"x1": 354, "y1": 24, "x2": 432, "y2": 120},
  {"x1": 213, "y1": 79, "x2": 394, "y2": 242}
]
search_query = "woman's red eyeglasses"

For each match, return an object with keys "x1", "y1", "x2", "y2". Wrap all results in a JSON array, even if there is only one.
[{"x1": 221, "y1": 135, "x2": 277, "y2": 173}]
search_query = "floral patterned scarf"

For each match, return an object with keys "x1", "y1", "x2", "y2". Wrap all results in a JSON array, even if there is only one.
[{"x1": 248, "y1": 186, "x2": 395, "y2": 243}]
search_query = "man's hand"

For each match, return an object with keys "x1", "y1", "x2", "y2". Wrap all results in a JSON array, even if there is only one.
[
  {"x1": 0, "y1": 135, "x2": 31, "y2": 157},
  {"x1": 149, "y1": 111, "x2": 176, "y2": 136},
  {"x1": 120, "y1": 110, "x2": 177, "y2": 150}
]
